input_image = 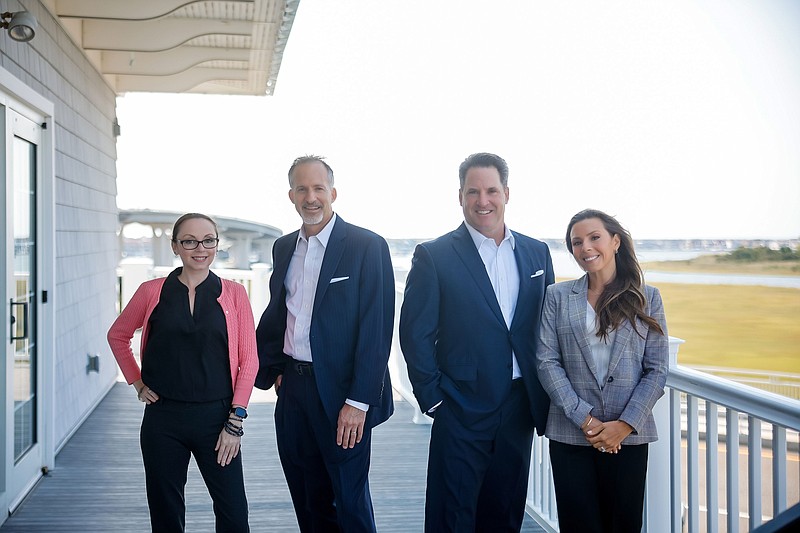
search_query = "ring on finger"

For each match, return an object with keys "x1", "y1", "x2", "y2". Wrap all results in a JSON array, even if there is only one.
[{"x1": 600, "y1": 446, "x2": 606, "y2": 452}]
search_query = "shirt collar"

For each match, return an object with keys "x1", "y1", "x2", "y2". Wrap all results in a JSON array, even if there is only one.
[
  {"x1": 464, "y1": 222, "x2": 515, "y2": 250},
  {"x1": 298, "y1": 213, "x2": 337, "y2": 248}
]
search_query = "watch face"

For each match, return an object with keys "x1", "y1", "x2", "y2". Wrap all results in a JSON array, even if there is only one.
[{"x1": 231, "y1": 407, "x2": 248, "y2": 419}]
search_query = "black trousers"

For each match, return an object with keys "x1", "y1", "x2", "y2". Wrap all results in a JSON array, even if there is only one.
[
  {"x1": 549, "y1": 440, "x2": 649, "y2": 533},
  {"x1": 425, "y1": 380, "x2": 534, "y2": 533},
  {"x1": 275, "y1": 365, "x2": 377, "y2": 533},
  {"x1": 140, "y1": 398, "x2": 249, "y2": 532}
]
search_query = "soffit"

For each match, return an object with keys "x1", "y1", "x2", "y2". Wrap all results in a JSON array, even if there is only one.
[{"x1": 48, "y1": 0, "x2": 299, "y2": 95}]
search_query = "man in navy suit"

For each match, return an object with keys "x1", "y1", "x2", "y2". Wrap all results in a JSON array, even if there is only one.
[
  {"x1": 255, "y1": 155, "x2": 394, "y2": 533},
  {"x1": 400, "y1": 152, "x2": 554, "y2": 532}
]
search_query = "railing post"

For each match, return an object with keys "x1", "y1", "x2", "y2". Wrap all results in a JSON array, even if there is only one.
[
  {"x1": 249, "y1": 263, "x2": 271, "y2": 319},
  {"x1": 748, "y1": 417, "x2": 763, "y2": 529},
  {"x1": 388, "y1": 282, "x2": 430, "y2": 424},
  {"x1": 706, "y1": 402, "x2": 720, "y2": 533},
  {"x1": 646, "y1": 336, "x2": 683, "y2": 532}
]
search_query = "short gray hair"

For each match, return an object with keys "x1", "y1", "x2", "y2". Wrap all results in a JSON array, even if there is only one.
[{"x1": 288, "y1": 155, "x2": 334, "y2": 187}]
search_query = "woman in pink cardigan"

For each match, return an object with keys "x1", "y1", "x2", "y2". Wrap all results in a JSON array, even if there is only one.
[{"x1": 108, "y1": 213, "x2": 258, "y2": 532}]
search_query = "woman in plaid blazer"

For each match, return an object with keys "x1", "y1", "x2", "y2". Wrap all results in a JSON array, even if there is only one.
[{"x1": 536, "y1": 209, "x2": 669, "y2": 533}]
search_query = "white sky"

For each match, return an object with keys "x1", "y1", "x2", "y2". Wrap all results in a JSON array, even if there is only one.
[{"x1": 115, "y1": 0, "x2": 800, "y2": 240}]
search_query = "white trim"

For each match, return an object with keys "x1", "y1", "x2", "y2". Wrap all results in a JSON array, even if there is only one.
[{"x1": 0, "y1": 64, "x2": 56, "y2": 519}]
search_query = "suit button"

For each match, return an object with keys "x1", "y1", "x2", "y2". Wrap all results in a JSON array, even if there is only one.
[{"x1": 607, "y1": 376, "x2": 614, "y2": 383}]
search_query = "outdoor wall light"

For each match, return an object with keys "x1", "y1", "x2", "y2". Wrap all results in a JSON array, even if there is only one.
[{"x1": 1, "y1": 11, "x2": 37, "y2": 42}]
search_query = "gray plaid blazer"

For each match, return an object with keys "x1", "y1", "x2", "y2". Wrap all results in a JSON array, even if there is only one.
[{"x1": 536, "y1": 276, "x2": 669, "y2": 445}]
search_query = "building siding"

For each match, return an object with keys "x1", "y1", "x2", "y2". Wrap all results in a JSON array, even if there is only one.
[{"x1": 1, "y1": 0, "x2": 121, "y2": 449}]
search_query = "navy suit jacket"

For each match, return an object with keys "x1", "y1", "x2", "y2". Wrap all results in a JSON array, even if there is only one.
[
  {"x1": 399, "y1": 223, "x2": 554, "y2": 433},
  {"x1": 255, "y1": 216, "x2": 395, "y2": 429}
]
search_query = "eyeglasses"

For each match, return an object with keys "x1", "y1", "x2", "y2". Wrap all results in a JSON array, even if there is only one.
[{"x1": 176, "y1": 238, "x2": 219, "y2": 250}]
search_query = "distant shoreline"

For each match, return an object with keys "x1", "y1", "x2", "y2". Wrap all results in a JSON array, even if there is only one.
[{"x1": 642, "y1": 254, "x2": 800, "y2": 277}]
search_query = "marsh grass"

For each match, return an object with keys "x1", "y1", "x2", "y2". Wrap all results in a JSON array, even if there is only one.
[{"x1": 656, "y1": 282, "x2": 800, "y2": 373}]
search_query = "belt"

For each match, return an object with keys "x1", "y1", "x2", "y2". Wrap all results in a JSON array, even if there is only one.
[{"x1": 290, "y1": 360, "x2": 314, "y2": 376}]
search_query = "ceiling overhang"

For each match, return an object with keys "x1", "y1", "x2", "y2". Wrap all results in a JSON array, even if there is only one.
[{"x1": 46, "y1": 0, "x2": 300, "y2": 96}]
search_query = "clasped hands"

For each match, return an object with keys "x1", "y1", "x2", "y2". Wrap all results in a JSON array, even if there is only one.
[{"x1": 582, "y1": 415, "x2": 633, "y2": 454}]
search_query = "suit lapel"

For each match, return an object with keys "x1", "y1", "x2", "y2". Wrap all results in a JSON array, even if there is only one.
[
  {"x1": 313, "y1": 217, "x2": 347, "y2": 316},
  {"x1": 607, "y1": 317, "x2": 634, "y2": 378},
  {"x1": 569, "y1": 276, "x2": 602, "y2": 386},
  {"x1": 273, "y1": 230, "x2": 299, "y2": 287},
  {"x1": 509, "y1": 238, "x2": 532, "y2": 331},
  {"x1": 451, "y1": 224, "x2": 506, "y2": 327}
]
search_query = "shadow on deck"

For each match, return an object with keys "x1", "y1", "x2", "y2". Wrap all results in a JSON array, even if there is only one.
[{"x1": 2, "y1": 383, "x2": 546, "y2": 532}]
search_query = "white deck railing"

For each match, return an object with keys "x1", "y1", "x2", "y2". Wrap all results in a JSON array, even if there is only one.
[
  {"x1": 668, "y1": 366, "x2": 800, "y2": 533},
  {"x1": 387, "y1": 282, "x2": 800, "y2": 533},
  {"x1": 117, "y1": 260, "x2": 272, "y2": 320},
  {"x1": 118, "y1": 262, "x2": 800, "y2": 532}
]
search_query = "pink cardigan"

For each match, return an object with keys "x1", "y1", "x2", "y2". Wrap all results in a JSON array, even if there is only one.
[{"x1": 107, "y1": 275, "x2": 258, "y2": 407}]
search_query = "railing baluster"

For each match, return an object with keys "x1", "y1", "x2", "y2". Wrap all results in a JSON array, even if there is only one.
[
  {"x1": 772, "y1": 425, "x2": 787, "y2": 517},
  {"x1": 748, "y1": 417, "x2": 762, "y2": 529},
  {"x1": 687, "y1": 394, "x2": 699, "y2": 532},
  {"x1": 706, "y1": 401, "x2": 719, "y2": 533},
  {"x1": 671, "y1": 389, "x2": 684, "y2": 533},
  {"x1": 545, "y1": 440, "x2": 557, "y2": 523},
  {"x1": 727, "y1": 409, "x2": 739, "y2": 533}
]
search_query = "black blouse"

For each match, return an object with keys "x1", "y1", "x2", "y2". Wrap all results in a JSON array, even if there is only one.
[{"x1": 141, "y1": 268, "x2": 232, "y2": 402}]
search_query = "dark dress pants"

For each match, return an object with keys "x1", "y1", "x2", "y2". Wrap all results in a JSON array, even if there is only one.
[
  {"x1": 425, "y1": 380, "x2": 534, "y2": 533},
  {"x1": 275, "y1": 366, "x2": 377, "y2": 533},
  {"x1": 140, "y1": 398, "x2": 249, "y2": 532},
  {"x1": 549, "y1": 440, "x2": 649, "y2": 533}
]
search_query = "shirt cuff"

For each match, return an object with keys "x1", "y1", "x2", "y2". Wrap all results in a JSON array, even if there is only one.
[{"x1": 345, "y1": 398, "x2": 370, "y2": 412}]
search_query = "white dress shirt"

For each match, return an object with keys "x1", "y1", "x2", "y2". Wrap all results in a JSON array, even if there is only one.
[
  {"x1": 283, "y1": 214, "x2": 368, "y2": 411},
  {"x1": 465, "y1": 223, "x2": 522, "y2": 379},
  {"x1": 586, "y1": 301, "x2": 616, "y2": 386}
]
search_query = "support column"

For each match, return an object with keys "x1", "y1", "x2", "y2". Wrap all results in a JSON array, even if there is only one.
[
  {"x1": 151, "y1": 224, "x2": 174, "y2": 267},
  {"x1": 225, "y1": 232, "x2": 255, "y2": 270}
]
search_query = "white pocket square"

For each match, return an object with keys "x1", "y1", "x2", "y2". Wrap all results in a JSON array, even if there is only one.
[
  {"x1": 330, "y1": 276, "x2": 350, "y2": 284},
  {"x1": 531, "y1": 270, "x2": 544, "y2": 278}
]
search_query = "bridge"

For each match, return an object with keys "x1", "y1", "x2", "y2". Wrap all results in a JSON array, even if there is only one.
[{"x1": 118, "y1": 209, "x2": 283, "y2": 269}]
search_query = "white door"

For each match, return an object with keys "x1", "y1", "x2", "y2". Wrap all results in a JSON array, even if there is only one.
[{"x1": 4, "y1": 108, "x2": 42, "y2": 510}]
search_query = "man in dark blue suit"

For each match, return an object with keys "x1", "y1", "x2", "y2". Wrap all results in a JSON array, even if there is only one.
[
  {"x1": 255, "y1": 155, "x2": 394, "y2": 533},
  {"x1": 400, "y1": 152, "x2": 554, "y2": 532}
]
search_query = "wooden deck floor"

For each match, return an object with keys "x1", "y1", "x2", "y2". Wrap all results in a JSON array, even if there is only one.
[{"x1": 1, "y1": 383, "x2": 546, "y2": 532}]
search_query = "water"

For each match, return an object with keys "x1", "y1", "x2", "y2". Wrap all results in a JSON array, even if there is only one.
[
  {"x1": 552, "y1": 250, "x2": 800, "y2": 288},
  {"x1": 392, "y1": 249, "x2": 800, "y2": 289}
]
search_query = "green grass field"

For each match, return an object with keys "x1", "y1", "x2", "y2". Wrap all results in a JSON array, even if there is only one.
[
  {"x1": 656, "y1": 282, "x2": 800, "y2": 373},
  {"x1": 643, "y1": 256, "x2": 800, "y2": 276}
]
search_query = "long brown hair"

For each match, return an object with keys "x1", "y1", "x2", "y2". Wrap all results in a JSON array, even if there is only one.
[{"x1": 566, "y1": 209, "x2": 664, "y2": 340}]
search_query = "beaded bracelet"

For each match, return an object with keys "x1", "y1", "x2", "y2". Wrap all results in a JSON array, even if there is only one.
[{"x1": 224, "y1": 420, "x2": 244, "y2": 437}]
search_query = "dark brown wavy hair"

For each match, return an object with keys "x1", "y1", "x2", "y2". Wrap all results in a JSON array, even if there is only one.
[{"x1": 566, "y1": 209, "x2": 664, "y2": 341}]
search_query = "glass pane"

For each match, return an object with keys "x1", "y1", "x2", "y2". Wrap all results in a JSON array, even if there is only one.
[{"x1": 13, "y1": 135, "x2": 36, "y2": 462}]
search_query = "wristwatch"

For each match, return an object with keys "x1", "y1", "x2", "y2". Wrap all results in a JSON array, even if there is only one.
[{"x1": 230, "y1": 406, "x2": 248, "y2": 419}]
